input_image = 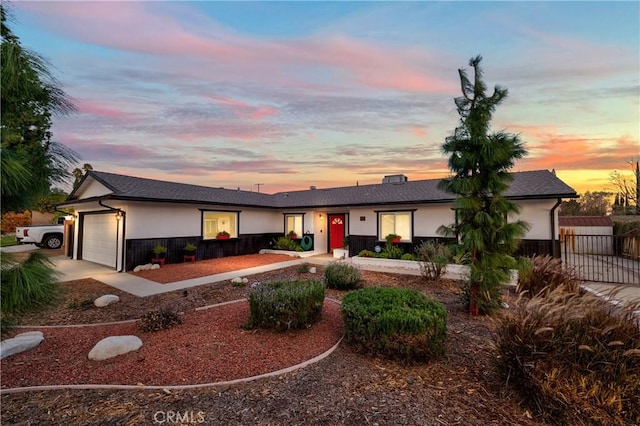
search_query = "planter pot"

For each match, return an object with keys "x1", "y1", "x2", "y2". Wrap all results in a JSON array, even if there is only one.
[
  {"x1": 392, "y1": 237, "x2": 401, "y2": 243},
  {"x1": 288, "y1": 234, "x2": 298, "y2": 239},
  {"x1": 217, "y1": 234, "x2": 230, "y2": 240},
  {"x1": 333, "y1": 248, "x2": 349, "y2": 259}
]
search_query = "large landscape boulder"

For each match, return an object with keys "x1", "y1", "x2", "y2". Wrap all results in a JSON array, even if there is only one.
[
  {"x1": 94, "y1": 294, "x2": 120, "y2": 307},
  {"x1": 88, "y1": 335, "x2": 143, "y2": 361},
  {"x1": 1, "y1": 331, "x2": 44, "y2": 359}
]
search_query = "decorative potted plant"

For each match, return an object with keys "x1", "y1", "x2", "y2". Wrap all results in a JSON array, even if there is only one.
[
  {"x1": 342, "y1": 236, "x2": 350, "y2": 249},
  {"x1": 287, "y1": 230, "x2": 298, "y2": 239},
  {"x1": 183, "y1": 242, "x2": 197, "y2": 254},
  {"x1": 152, "y1": 243, "x2": 167, "y2": 259},
  {"x1": 216, "y1": 231, "x2": 231, "y2": 240},
  {"x1": 386, "y1": 234, "x2": 401, "y2": 244}
]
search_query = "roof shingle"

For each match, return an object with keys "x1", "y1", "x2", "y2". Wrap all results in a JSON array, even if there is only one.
[{"x1": 65, "y1": 169, "x2": 577, "y2": 209}]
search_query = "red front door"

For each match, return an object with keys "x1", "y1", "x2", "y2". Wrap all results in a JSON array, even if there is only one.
[{"x1": 329, "y1": 214, "x2": 345, "y2": 251}]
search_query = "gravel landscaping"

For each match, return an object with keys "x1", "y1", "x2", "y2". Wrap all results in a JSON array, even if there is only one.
[{"x1": 0, "y1": 255, "x2": 544, "y2": 425}]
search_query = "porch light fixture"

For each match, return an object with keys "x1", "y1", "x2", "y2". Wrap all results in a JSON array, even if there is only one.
[{"x1": 115, "y1": 211, "x2": 123, "y2": 221}]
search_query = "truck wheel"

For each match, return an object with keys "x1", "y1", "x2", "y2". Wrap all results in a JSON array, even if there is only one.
[{"x1": 43, "y1": 235, "x2": 63, "y2": 250}]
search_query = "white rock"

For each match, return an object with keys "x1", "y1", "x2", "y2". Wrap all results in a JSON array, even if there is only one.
[
  {"x1": 242, "y1": 278, "x2": 249, "y2": 283},
  {"x1": 141, "y1": 263, "x2": 153, "y2": 271},
  {"x1": 150, "y1": 263, "x2": 160, "y2": 270},
  {"x1": 94, "y1": 294, "x2": 120, "y2": 308},
  {"x1": 1, "y1": 331, "x2": 44, "y2": 359},
  {"x1": 309, "y1": 267, "x2": 317, "y2": 274},
  {"x1": 88, "y1": 335, "x2": 143, "y2": 361},
  {"x1": 500, "y1": 302, "x2": 510, "y2": 309},
  {"x1": 231, "y1": 277, "x2": 243, "y2": 284},
  {"x1": 133, "y1": 265, "x2": 143, "y2": 273}
]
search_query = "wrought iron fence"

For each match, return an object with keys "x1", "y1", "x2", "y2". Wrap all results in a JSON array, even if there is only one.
[{"x1": 561, "y1": 234, "x2": 640, "y2": 284}]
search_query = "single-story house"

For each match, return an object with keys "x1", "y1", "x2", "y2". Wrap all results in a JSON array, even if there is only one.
[{"x1": 59, "y1": 169, "x2": 577, "y2": 272}]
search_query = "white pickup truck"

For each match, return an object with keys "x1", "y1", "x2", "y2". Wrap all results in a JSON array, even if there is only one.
[{"x1": 15, "y1": 223, "x2": 65, "y2": 250}]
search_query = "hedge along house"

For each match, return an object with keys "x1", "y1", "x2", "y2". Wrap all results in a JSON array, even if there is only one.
[{"x1": 59, "y1": 169, "x2": 577, "y2": 272}]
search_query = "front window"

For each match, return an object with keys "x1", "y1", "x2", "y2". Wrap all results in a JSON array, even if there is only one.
[
  {"x1": 202, "y1": 211, "x2": 238, "y2": 239},
  {"x1": 378, "y1": 211, "x2": 412, "y2": 242},
  {"x1": 285, "y1": 214, "x2": 303, "y2": 237}
]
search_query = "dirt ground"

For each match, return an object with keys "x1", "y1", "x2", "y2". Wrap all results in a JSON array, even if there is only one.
[{"x1": 0, "y1": 255, "x2": 544, "y2": 425}]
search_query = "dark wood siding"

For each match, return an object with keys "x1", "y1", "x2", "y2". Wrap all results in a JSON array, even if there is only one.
[{"x1": 124, "y1": 233, "x2": 282, "y2": 271}]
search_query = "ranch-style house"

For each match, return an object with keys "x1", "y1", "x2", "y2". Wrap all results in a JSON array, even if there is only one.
[{"x1": 59, "y1": 169, "x2": 577, "y2": 272}]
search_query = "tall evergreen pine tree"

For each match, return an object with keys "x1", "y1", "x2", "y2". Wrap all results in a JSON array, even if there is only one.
[{"x1": 438, "y1": 56, "x2": 530, "y2": 315}]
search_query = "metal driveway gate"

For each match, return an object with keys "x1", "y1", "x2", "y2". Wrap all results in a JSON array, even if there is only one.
[{"x1": 561, "y1": 234, "x2": 640, "y2": 284}]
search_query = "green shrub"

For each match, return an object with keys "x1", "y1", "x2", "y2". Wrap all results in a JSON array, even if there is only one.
[
  {"x1": 245, "y1": 279, "x2": 325, "y2": 331},
  {"x1": 495, "y1": 286, "x2": 640, "y2": 425},
  {"x1": 1, "y1": 251, "x2": 60, "y2": 314},
  {"x1": 382, "y1": 242, "x2": 404, "y2": 259},
  {"x1": 341, "y1": 287, "x2": 447, "y2": 362},
  {"x1": 68, "y1": 298, "x2": 94, "y2": 310},
  {"x1": 517, "y1": 255, "x2": 581, "y2": 297},
  {"x1": 139, "y1": 307, "x2": 183, "y2": 332},
  {"x1": 401, "y1": 253, "x2": 417, "y2": 261},
  {"x1": 297, "y1": 262, "x2": 311, "y2": 274},
  {"x1": 415, "y1": 241, "x2": 451, "y2": 281},
  {"x1": 272, "y1": 236, "x2": 303, "y2": 252},
  {"x1": 324, "y1": 262, "x2": 362, "y2": 290},
  {"x1": 358, "y1": 249, "x2": 376, "y2": 258},
  {"x1": 450, "y1": 244, "x2": 471, "y2": 265}
]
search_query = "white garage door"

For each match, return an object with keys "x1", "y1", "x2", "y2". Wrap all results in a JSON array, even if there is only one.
[{"x1": 83, "y1": 213, "x2": 117, "y2": 268}]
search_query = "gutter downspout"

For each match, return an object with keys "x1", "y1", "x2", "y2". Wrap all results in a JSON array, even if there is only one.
[
  {"x1": 98, "y1": 201, "x2": 126, "y2": 272},
  {"x1": 550, "y1": 198, "x2": 562, "y2": 258}
]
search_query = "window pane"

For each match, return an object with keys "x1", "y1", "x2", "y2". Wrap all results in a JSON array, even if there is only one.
[
  {"x1": 285, "y1": 214, "x2": 303, "y2": 236},
  {"x1": 203, "y1": 211, "x2": 238, "y2": 239},
  {"x1": 378, "y1": 212, "x2": 411, "y2": 241},
  {"x1": 380, "y1": 214, "x2": 396, "y2": 238},
  {"x1": 396, "y1": 213, "x2": 411, "y2": 239}
]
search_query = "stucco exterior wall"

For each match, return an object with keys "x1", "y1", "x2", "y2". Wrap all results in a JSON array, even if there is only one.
[
  {"x1": 122, "y1": 202, "x2": 283, "y2": 238},
  {"x1": 515, "y1": 199, "x2": 559, "y2": 240},
  {"x1": 348, "y1": 200, "x2": 558, "y2": 241},
  {"x1": 74, "y1": 178, "x2": 112, "y2": 199}
]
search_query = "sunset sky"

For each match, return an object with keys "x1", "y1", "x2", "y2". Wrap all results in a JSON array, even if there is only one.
[{"x1": 11, "y1": 1, "x2": 639, "y2": 195}]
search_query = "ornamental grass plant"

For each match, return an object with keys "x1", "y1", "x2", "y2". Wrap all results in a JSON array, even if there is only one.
[
  {"x1": 516, "y1": 255, "x2": 582, "y2": 297},
  {"x1": 1, "y1": 251, "x2": 60, "y2": 315},
  {"x1": 495, "y1": 286, "x2": 640, "y2": 425}
]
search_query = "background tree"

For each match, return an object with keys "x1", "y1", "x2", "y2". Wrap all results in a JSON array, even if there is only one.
[
  {"x1": 1, "y1": 5, "x2": 78, "y2": 213},
  {"x1": 438, "y1": 55, "x2": 529, "y2": 316},
  {"x1": 559, "y1": 191, "x2": 611, "y2": 216},
  {"x1": 72, "y1": 163, "x2": 93, "y2": 190},
  {"x1": 609, "y1": 158, "x2": 639, "y2": 215}
]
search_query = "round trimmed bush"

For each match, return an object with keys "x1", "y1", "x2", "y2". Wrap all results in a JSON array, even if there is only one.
[
  {"x1": 341, "y1": 287, "x2": 447, "y2": 362},
  {"x1": 324, "y1": 261, "x2": 361, "y2": 290},
  {"x1": 245, "y1": 279, "x2": 325, "y2": 331}
]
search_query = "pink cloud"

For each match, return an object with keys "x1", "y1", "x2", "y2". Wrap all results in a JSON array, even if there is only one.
[
  {"x1": 207, "y1": 96, "x2": 278, "y2": 120},
  {"x1": 74, "y1": 99, "x2": 131, "y2": 120},
  {"x1": 18, "y1": 3, "x2": 452, "y2": 94},
  {"x1": 412, "y1": 127, "x2": 428, "y2": 139}
]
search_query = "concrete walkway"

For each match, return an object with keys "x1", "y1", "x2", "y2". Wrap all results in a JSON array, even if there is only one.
[{"x1": 49, "y1": 256, "x2": 308, "y2": 297}]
